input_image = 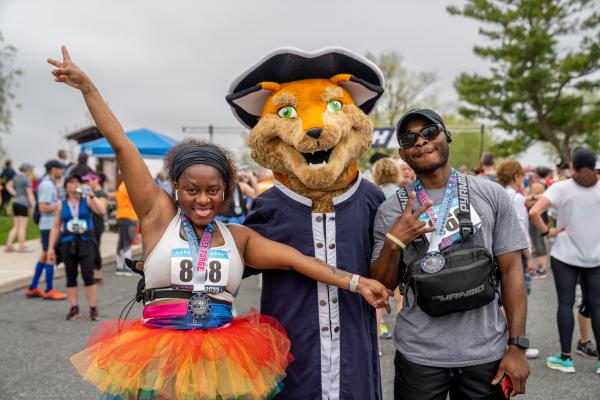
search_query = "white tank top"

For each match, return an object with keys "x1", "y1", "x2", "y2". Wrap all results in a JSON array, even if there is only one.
[{"x1": 144, "y1": 210, "x2": 244, "y2": 303}]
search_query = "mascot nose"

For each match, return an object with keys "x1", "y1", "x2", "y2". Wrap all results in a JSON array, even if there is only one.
[{"x1": 305, "y1": 128, "x2": 323, "y2": 139}]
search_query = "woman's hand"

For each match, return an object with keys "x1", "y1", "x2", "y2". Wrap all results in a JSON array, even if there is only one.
[
  {"x1": 357, "y1": 277, "x2": 394, "y2": 313},
  {"x1": 547, "y1": 227, "x2": 564, "y2": 238},
  {"x1": 48, "y1": 46, "x2": 96, "y2": 94},
  {"x1": 47, "y1": 248, "x2": 57, "y2": 265}
]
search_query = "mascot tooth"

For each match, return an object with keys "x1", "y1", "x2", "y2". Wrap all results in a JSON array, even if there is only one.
[{"x1": 227, "y1": 47, "x2": 385, "y2": 399}]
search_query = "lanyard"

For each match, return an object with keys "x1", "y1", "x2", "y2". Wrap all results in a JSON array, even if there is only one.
[
  {"x1": 414, "y1": 169, "x2": 458, "y2": 253},
  {"x1": 67, "y1": 199, "x2": 79, "y2": 220},
  {"x1": 181, "y1": 213, "x2": 215, "y2": 292}
]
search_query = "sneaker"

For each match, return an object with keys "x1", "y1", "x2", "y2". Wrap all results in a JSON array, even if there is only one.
[
  {"x1": 24, "y1": 287, "x2": 45, "y2": 298},
  {"x1": 546, "y1": 352, "x2": 575, "y2": 373},
  {"x1": 379, "y1": 323, "x2": 392, "y2": 340},
  {"x1": 90, "y1": 307, "x2": 99, "y2": 321},
  {"x1": 576, "y1": 340, "x2": 598, "y2": 359},
  {"x1": 66, "y1": 306, "x2": 81, "y2": 320},
  {"x1": 4, "y1": 245, "x2": 15, "y2": 252},
  {"x1": 526, "y1": 348, "x2": 540, "y2": 359},
  {"x1": 17, "y1": 246, "x2": 33, "y2": 253},
  {"x1": 534, "y1": 268, "x2": 547, "y2": 279},
  {"x1": 43, "y1": 288, "x2": 67, "y2": 300}
]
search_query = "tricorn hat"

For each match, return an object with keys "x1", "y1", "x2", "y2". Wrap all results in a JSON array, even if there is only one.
[{"x1": 226, "y1": 47, "x2": 384, "y2": 129}]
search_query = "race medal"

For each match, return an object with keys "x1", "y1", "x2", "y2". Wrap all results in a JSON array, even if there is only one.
[
  {"x1": 234, "y1": 206, "x2": 243, "y2": 215},
  {"x1": 421, "y1": 252, "x2": 445, "y2": 273},
  {"x1": 188, "y1": 293, "x2": 212, "y2": 319}
]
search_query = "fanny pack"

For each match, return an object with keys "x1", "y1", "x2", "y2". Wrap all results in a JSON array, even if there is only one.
[{"x1": 397, "y1": 174, "x2": 499, "y2": 317}]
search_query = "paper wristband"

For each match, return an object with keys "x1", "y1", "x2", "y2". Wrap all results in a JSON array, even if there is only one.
[
  {"x1": 349, "y1": 274, "x2": 360, "y2": 293},
  {"x1": 385, "y1": 233, "x2": 406, "y2": 249}
]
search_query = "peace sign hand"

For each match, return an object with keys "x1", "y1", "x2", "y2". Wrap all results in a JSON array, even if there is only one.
[
  {"x1": 47, "y1": 46, "x2": 95, "y2": 93},
  {"x1": 388, "y1": 191, "x2": 436, "y2": 246}
]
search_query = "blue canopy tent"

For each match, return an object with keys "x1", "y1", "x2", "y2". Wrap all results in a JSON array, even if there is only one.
[{"x1": 81, "y1": 128, "x2": 178, "y2": 158}]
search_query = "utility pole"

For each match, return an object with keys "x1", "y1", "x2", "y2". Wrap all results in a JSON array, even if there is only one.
[{"x1": 479, "y1": 124, "x2": 485, "y2": 161}]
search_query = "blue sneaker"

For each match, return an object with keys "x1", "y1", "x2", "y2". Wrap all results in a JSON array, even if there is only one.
[{"x1": 546, "y1": 352, "x2": 575, "y2": 373}]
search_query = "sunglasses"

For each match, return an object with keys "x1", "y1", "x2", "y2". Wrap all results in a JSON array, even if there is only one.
[{"x1": 398, "y1": 124, "x2": 444, "y2": 148}]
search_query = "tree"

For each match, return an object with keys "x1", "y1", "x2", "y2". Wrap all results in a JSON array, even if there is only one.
[
  {"x1": 448, "y1": 0, "x2": 600, "y2": 160},
  {"x1": 0, "y1": 31, "x2": 23, "y2": 159},
  {"x1": 365, "y1": 51, "x2": 438, "y2": 127}
]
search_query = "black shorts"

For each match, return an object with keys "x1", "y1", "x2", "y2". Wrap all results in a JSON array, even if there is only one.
[
  {"x1": 394, "y1": 351, "x2": 505, "y2": 400},
  {"x1": 12, "y1": 203, "x2": 28, "y2": 217}
]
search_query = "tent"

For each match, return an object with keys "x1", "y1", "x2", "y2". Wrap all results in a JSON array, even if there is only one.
[{"x1": 81, "y1": 128, "x2": 178, "y2": 158}]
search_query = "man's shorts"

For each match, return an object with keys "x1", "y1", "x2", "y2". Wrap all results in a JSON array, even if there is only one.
[{"x1": 40, "y1": 229, "x2": 51, "y2": 252}]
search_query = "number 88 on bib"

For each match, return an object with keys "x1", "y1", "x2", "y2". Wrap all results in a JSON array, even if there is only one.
[{"x1": 170, "y1": 248, "x2": 230, "y2": 293}]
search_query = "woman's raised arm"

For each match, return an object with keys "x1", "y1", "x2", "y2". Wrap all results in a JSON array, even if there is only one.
[{"x1": 47, "y1": 46, "x2": 174, "y2": 224}]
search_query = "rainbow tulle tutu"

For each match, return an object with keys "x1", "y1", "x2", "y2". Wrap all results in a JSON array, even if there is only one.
[{"x1": 70, "y1": 310, "x2": 292, "y2": 399}]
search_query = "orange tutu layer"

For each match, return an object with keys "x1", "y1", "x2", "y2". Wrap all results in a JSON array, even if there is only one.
[{"x1": 70, "y1": 310, "x2": 292, "y2": 400}]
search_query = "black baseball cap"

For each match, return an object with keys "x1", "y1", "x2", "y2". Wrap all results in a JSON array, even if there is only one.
[
  {"x1": 571, "y1": 148, "x2": 597, "y2": 171},
  {"x1": 395, "y1": 108, "x2": 450, "y2": 143},
  {"x1": 44, "y1": 159, "x2": 65, "y2": 172}
]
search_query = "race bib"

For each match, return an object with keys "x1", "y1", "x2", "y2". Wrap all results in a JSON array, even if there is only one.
[
  {"x1": 418, "y1": 197, "x2": 482, "y2": 251},
  {"x1": 170, "y1": 248, "x2": 230, "y2": 294},
  {"x1": 66, "y1": 218, "x2": 88, "y2": 234}
]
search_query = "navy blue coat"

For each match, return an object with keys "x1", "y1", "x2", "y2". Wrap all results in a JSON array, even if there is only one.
[{"x1": 244, "y1": 176, "x2": 385, "y2": 400}]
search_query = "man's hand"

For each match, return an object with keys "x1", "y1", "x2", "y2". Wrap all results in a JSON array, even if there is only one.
[
  {"x1": 492, "y1": 346, "x2": 529, "y2": 397},
  {"x1": 526, "y1": 257, "x2": 537, "y2": 276},
  {"x1": 357, "y1": 277, "x2": 394, "y2": 313},
  {"x1": 387, "y1": 191, "x2": 435, "y2": 246},
  {"x1": 48, "y1": 46, "x2": 96, "y2": 94}
]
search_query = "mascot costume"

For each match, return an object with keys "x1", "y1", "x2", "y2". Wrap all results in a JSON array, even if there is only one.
[{"x1": 226, "y1": 47, "x2": 386, "y2": 399}]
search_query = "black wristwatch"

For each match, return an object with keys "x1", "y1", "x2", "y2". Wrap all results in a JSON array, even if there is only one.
[{"x1": 508, "y1": 336, "x2": 529, "y2": 350}]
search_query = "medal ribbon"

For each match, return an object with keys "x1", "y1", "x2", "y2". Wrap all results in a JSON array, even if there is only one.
[
  {"x1": 181, "y1": 213, "x2": 215, "y2": 292},
  {"x1": 414, "y1": 168, "x2": 458, "y2": 253}
]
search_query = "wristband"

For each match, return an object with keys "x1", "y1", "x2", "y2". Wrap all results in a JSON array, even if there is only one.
[
  {"x1": 385, "y1": 233, "x2": 406, "y2": 249},
  {"x1": 349, "y1": 274, "x2": 360, "y2": 293}
]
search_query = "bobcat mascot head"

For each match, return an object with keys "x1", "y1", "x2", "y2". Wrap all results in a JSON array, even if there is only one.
[{"x1": 226, "y1": 47, "x2": 384, "y2": 211}]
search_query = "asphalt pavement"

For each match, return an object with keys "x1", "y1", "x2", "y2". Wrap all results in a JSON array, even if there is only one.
[{"x1": 1, "y1": 263, "x2": 598, "y2": 399}]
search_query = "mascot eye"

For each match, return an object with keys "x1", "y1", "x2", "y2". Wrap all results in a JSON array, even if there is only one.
[
  {"x1": 327, "y1": 100, "x2": 343, "y2": 112},
  {"x1": 277, "y1": 105, "x2": 297, "y2": 120}
]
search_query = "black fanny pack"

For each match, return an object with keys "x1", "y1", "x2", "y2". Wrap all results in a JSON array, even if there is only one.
[
  {"x1": 406, "y1": 247, "x2": 498, "y2": 317},
  {"x1": 397, "y1": 173, "x2": 499, "y2": 317}
]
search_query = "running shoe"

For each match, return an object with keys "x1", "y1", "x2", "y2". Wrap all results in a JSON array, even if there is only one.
[
  {"x1": 16, "y1": 246, "x2": 33, "y2": 253},
  {"x1": 66, "y1": 306, "x2": 81, "y2": 320},
  {"x1": 24, "y1": 287, "x2": 45, "y2": 298},
  {"x1": 90, "y1": 307, "x2": 99, "y2": 321},
  {"x1": 576, "y1": 340, "x2": 598, "y2": 359},
  {"x1": 534, "y1": 268, "x2": 547, "y2": 279},
  {"x1": 4, "y1": 245, "x2": 15, "y2": 252},
  {"x1": 546, "y1": 352, "x2": 575, "y2": 373},
  {"x1": 526, "y1": 348, "x2": 540, "y2": 359},
  {"x1": 379, "y1": 323, "x2": 392, "y2": 340},
  {"x1": 43, "y1": 288, "x2": 67, "y2": 300}
]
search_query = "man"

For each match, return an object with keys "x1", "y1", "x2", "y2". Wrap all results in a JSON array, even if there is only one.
[
  {"x1": 0, "y1": 159, "x2": 16, "y2": 216},
  {"x1": 114, "y1": 180, "x2": 138, "y2": 276},
  {"x1": 370, "y1": 109, "x2": 529, "y2": 399},
  {"x1": 480, "y1": 152, "x2": 498, "y2": 183},
  {"x1": 24, "y1": 160, "x2": 67, "y2": 300}
]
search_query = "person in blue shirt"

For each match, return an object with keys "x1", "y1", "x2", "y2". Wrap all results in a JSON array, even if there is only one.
[{"x1": 47, "y1": 174, "x2": 105, "y2": 320}]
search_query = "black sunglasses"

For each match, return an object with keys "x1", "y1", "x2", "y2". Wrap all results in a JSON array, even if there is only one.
[{"x1": 397, "y1": 124, "x2": 444, "y2": 148}]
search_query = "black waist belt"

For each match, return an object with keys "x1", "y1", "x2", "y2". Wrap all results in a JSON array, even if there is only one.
[{"x1": 143, "y1": 288, "x2": 232, "y2": 305}]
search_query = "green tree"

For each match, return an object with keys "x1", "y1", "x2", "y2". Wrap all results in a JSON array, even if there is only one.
[
  {"x1": 365, "y1": 51, "x2": 438, "y2": 127},
  {"x1": 0, "y1": 32, "x2": 23, "y2": 159},
  {"x1": 448, "y1": 0, "x2": 600, "y2": 160}
]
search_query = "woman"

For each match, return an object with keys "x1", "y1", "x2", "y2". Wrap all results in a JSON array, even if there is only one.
[
  {"x1": 47, "y1": 174, "x2": 105, "y2": 320},
  {"x1": 82, "y1": 173, "x2": 108, "y2": 283},
  {"x1": 530, "y1": 148, "x2": 600, "y2": 375},
  {"x1": 48, "y1": 47, "x2": 391, "y2": 399},
  {"x1": 5, "y1": 163, "x2": 35, "y2": 252}
]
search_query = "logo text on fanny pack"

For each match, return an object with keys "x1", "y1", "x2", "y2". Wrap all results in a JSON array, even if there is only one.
[{"x1": 432, "y1": 284, "x2": 485, "y2": 302}]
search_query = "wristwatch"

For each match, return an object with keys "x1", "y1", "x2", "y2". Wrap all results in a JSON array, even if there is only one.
[{"x1": 508, "y1": 336, "x2": 529, "y2": 350}]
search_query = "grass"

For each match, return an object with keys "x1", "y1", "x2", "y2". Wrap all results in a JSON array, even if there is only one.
[{"x1": 0, "y1": 213, "x2": 41, "y2": 245}]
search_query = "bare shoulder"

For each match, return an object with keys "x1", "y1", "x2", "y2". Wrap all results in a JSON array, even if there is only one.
[{"x1": 225, "y1": 223, "x2": 253, "y2": 240}]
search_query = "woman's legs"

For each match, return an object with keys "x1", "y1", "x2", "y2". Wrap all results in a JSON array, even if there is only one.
[
  {"x1": 580, "y1": 266, "x2": 600, "y2": 360},
  {"x1": 550, "y1": 257, "x2": 579, "y2": 355},
  {"x1": 16, "y1": 216, "x2": 29, "y2": 248},
  {"x1": 6, "y1": 216, "x2": 18, "y2": 248}
]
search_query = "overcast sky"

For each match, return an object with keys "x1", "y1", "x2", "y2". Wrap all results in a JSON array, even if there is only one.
[{"x1": 1, "y1": 0, "x2": 553, "y2": 171}]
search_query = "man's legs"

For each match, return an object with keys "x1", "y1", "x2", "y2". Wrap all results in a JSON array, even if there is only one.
[
  {"x1": 451, "y1": 359, "x2": 505, "y2": 400},
  {"x1": 394, "y1": 351, "x2": 451, "y2": 400}
]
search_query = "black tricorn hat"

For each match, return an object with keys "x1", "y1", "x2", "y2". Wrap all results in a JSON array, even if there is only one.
[{"x1": 226, "y1": 47, "x2": 385, "y2": 129}]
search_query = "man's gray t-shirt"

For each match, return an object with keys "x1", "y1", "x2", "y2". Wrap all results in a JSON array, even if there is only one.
[
  {"x1": 12, "y1": 174, "x2": 31, "y2": 207},
  {"x1": 371, "y1": 175, "x2": 527, "y2": 367},
  {"x1": 37, "y1": 177, "x2": 58, "y2": 231}
]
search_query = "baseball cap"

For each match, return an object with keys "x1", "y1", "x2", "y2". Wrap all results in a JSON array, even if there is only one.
[
  {"x1": 44, "y1": 159, "x2": 65, "y2": 172},
  {"x1": 395, "y1": 108, "x2": 451, "y2": 143},
  {"x1": 571, "y1": 148, "x2": 596, "y2": 171}
]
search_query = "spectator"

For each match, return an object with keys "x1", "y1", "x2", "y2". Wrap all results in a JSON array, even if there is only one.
[
  {"x1": 82, "y1": 173, "x2": 108, "y2": 284},
  {"x1": 58, "y1": 149, "x2": 74, "y2": 174},
  {"x1": 0, "y1": 160, "x2": 16, "y2": 216},
  {"x1": 5, "y1": 163, "x2": 36, "y2": 252},
  {"x1": 155, "y1": 170, "x2": 172, "y2": 196},
  {"x1": 24, "y1": 160, "x2": 67, "y2": 300},
  {"x1": 373, "y1": 157, "x2": 400, "y2": 198},
  {"x1": 70, "y1": 153, "x2": 94, "y2": 178},
  {"x1": 480, "y1": 152, "x2": 498, "y2": 183},
  {"x1": 114, "y1": 180, "x2": 138, "y2": 276},
  {"x1": 256, "y1": 168, "x2": 273, "y2": 194},
  {"x1": 530, "y1": 147, "x2": 600, "y2": 375},
  {"x1": 398, "y1": 160, "x2": 415, "y2": 186}
]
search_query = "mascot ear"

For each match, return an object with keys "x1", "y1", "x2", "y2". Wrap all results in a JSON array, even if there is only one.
[
  {"x1": 226, "y1": 81, "x2": 281, "y2": 117},
  {"x1": 330, "y1": 74, "x2": 383, "y2": 109}
]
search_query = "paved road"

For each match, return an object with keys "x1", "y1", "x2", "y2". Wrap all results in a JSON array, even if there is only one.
[{"x1": 1, "y1": 264, "x2": 598, "y2": 399}]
